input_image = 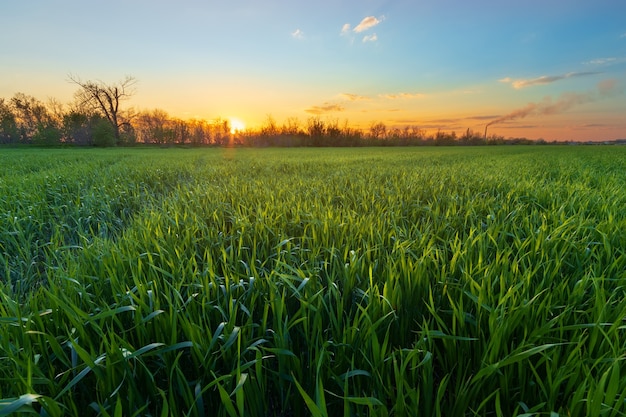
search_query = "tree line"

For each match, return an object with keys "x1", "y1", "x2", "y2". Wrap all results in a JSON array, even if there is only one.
[{"x1": 1, "y1": 76, "x2": 544, "y2": 147}]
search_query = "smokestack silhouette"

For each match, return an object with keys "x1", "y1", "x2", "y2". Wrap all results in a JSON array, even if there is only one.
[{"x1": 486, "y1": 79, "x2": 619, "y2": 131}]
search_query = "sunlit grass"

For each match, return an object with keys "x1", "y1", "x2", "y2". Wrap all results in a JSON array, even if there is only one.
[{"x1": 1, "y1": 146, "x2": 625, "y2": 416}]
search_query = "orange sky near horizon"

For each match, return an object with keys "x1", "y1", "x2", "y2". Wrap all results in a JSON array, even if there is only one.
[
  {"x1": 136, "y1": 77, "x2": 624, "y2": 142},
  {"x1": 1, "y1": 1, "x2": 625, "y2": 142}
]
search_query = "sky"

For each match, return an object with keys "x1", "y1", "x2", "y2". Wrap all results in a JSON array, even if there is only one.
[{"x1": 1, "y1": 0, "x2": 625, "y2": 141}]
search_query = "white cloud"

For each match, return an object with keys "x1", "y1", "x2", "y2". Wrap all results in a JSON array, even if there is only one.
[
  {"x1": 291, "y1": 29, "x2": 304, "y2": 39},
  {"x1": 341, "y1": 16, "x2": 384, "y2": 43},
  {"x1": 362, "y1": 33, "x2": 378, "y2": 43},
  {"x1": 354, "y1": 16, "x2": 383, "y2": 33},
  {"x1": 585, "y1": 57, "x2": 626, "y2": 66}
]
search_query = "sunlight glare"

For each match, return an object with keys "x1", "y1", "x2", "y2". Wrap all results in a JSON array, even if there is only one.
[{"x1": 230, "y1": 118, "x2": 246, "y2": 134}]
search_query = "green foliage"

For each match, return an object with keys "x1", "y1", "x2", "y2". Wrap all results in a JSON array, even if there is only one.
[
  {"x1": 0, "y1": 99, "x2": 20, "y2": 144},
  {"x1": 93, "y1": 119, "x2": 117, "y2": 147},
  {"x1": 1, "y1": 146, "x2": 626, "y2": 416},
  {"x1": 63, "y1": 111, "x2": 94, "y2": 145},
  {"x1": 32, "y1": 124, "x2": 62, "y2": 146},
  {"x1": 119, "y1": 122, "x2": 137, "y2": 146}
]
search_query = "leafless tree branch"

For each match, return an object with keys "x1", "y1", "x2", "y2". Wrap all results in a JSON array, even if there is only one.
[{"x1": 68, "y1": 74, "x2": 137, "y2": 144}]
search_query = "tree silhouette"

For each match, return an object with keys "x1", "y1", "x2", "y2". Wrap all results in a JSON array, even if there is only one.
[{"x1": 69, "y1": 75, "x2": 136, "y2": 145}]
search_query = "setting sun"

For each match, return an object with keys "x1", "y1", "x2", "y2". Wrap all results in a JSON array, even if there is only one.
[
  {"x1": 230, "y1": 118, "x2": 246, "y2": 134},
  {"x1": 1, "y1": 2, "x2": 625, "y2": 142}
]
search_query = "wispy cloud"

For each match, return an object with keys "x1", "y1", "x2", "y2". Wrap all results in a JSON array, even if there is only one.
[
  {"x1": 499, "y1": 72, "x2": 600, "y2": 89},
  {"x1": 621, "y1": 33, "x2": 626, "y2": 38},
  {"x1": 465, "y1": 115, "x2": 501, "y2": 121},
  {"x1": 428, "y1": 118, "x2": 459, "y2": 124},
  {"x1": 291, "y1": 29, "x2": 304, "y2": 39},
  {"x1": 381, "y1": 92, "x2": 426, "y2": 99},
  {"x1": 395, "y1": 115, "x2": 500, "y2": 125},
  {"x1": 488, "y1": 79, "x2": 620, "y2": 127},
  {"x1": 597, "y1": 78, "x2": 621, "y2": 95},
  {"x1": 391, "y1": 118, "x2": 420, "y2": 124},
  {"x1": 305, "y1": 103, "x2": 345, "y2": 115},
  {"x1": 362, "y1": 33, "x2": 378, "y2": 43},
  {"x1": 586, "y1": 57, "x2": 617, "y2": 65},
  {"x1": 354, "y1": 16, "x2": 383, "y2": 33},
  {"x1": 499, "y1": 124, "x2": 538, "y2": 129},
  {"x1": 338, "y1": 93, "x2": 370, "y2": 101},
  {"x1": 341, "y1": 16, "x2": 384, "y2": 38},
  {"x1": 585, "y1": 56, "x2": 626, "y2": 66},
  {"x1": 577, "y1": 123, "x2": 610, "y2": 128}
]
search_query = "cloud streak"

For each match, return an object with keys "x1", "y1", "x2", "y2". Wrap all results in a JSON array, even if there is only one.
[
  {"x1": 291, "y1": 29, "x2": 304, "y2": 39},
  {"x1": 585, "y1": 56, "x2": 626, "y2": 66},
  {"x1": 338, "y1": 93, "x2": 370, "y2": 101},
  {"x1": 487, "y1": 79, "x2": 620, "y2": 128},
  {"x1": 465, "y1": 115, "x2": 501, "y2": 121},
  {"x1": 381, "y1": 92, "x2": 426, "y2": 99},
  {"x1": 500, "y1": 72, "x2": 600, "y2": 89},
  {"x1": 305, "y1": 103, "x2": 345, "y2": 115},
  {"x1": 586, "y1": 57, "x2": 617, "y2": 65}
]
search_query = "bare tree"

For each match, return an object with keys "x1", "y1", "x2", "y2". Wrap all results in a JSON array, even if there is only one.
[
  {"x1": 281, "y1": 117, "x2": 301, "y2": 136},
  {"x1": 369, "y1": 121, "x2": 387, "y2": 141},
  {"x1": 307, "y1": 116, "x2": 326, "y2": 146},
  {"x1": 68, "y1": 74, "x2": 136, "y2": 145},
  {"x1": 260, "y1": 115, "x2": 279, "y2": 137}
]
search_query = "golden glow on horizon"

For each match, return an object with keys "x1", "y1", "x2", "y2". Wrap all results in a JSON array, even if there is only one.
[{"x1": 230, "y1": 118, "x2": 246, "y2": 134}]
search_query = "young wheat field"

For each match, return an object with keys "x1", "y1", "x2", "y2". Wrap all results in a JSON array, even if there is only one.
[{"x1": 1, "y1": 146, "x2": 625, "y2": 416}]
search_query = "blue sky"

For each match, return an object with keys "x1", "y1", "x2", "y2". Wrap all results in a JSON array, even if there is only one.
[{"x1": 1, "y1": 0, "x2": 625, "y2": 140}]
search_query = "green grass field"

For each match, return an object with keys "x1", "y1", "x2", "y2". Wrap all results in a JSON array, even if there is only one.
[{"x1": 1, "y1": 146, "x2": 625, "y2": 416}]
